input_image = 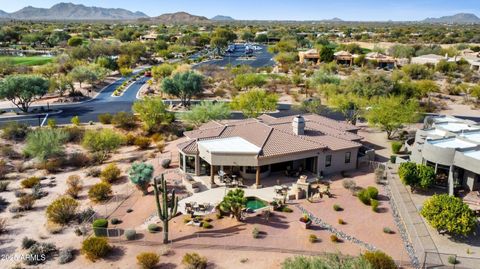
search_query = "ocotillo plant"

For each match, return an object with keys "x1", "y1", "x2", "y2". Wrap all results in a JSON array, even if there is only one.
[{"x1": 153, "y1": 174, "x2": 178, "y2": 244}]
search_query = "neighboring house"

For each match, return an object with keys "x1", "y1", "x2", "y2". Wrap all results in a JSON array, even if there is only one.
[
  {"x1": 139, "y1": 33, "x2": 158, "y2": 42},
  {"x1": 334, "y1": 50, "x2": 354, "y2": 66},
  {"x1": 365, "y1": 52, "x2": 396, "y2": 69},
  {"x1": 409, "y1": 115, "x2": 480, "y2": 195},
  {"x1": 177, "y1": 114, "x2": 364, "y2": 188},
  {"x1": 298, "y1": 49, "x2": 320, "y2": 64},
  {"x1": 411, "y1": 54, "x2": 447, "y2": 65}
]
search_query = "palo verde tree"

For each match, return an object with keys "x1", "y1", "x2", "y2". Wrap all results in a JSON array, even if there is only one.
[
  {"x1": 328, "y1": 93, "x2": 367, "y2": 125},
  {"x1": 161, "y1": 71, "x2": 203, "y2": 107},
  {"x1": 23, "y1": 128, "x2": 69, "y2": 161},
  {"x1": 129, "y1": 162, "x2": 154, "y2": 195},
  {"x1": 181, "y1": 101, "x2": 231, "y2": 127},
  {"x1": 0, "y1": 75, "x2": 49, "y2": 113},
  {"x1": 132, "y1": 97, "x2": 174, "y2": 133},
  {"x1": 153, "y1": 175, "x2": 178, "y2": 244},
  {"x1": 230, "y1": 88, "x2": 278, "y2": 118}
]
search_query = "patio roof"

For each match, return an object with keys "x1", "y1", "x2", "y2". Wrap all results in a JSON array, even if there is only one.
[{"x1": 198, "y1": 137, "x2": 261, "y2": 155}]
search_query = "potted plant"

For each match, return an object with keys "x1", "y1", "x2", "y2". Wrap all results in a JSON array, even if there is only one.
[{"x1": 299, "y1": 214, "x2": 312, "y2": 229}]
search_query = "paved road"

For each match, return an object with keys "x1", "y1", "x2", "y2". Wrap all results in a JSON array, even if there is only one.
[
  {"x1": 0, "y1": 74, "x2": 149, "y2": 127},
  {"x1": 193, "y1": 44, "x2": 275, "y2": 68}
]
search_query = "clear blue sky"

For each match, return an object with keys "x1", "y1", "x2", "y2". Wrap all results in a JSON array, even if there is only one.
[{"x1": 1, "y1": 0, "x2": 479, "y2": 21}]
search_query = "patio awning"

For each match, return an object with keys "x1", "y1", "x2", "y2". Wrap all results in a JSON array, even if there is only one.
[{"x1": 198, "y1": 137, "x2": 261, "y2": 155}]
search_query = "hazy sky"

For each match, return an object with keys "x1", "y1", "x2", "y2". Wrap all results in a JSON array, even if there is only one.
[{"x1": 0, "y1": 0, "x2": 479, "y2": 21}]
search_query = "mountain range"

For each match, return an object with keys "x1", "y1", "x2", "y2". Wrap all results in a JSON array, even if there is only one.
[
  {"x1": 211, "y1": 15, "x2": 235, "y2": 21},
  {"x1": 144, "y1": 12, "x2": 209, "y2": 23},
  {"x1": 423, "y1": 13, "x2": 480, "y2": 24},
  {"x1": 0, "y1": 2, "x2": 147, "y2": 20}
]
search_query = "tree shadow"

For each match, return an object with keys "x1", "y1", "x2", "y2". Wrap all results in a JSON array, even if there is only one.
[
  {"x1": 172, "y1": 224, "x2": 247, "y2": 243},
  {"x1": 104, "y1": 245, "x2": 126, "y2": 262}
]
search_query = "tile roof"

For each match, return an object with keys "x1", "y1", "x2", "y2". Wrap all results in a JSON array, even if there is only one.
[{"x1": 179, "y1": 114, "x2": 362, "y2": 159}]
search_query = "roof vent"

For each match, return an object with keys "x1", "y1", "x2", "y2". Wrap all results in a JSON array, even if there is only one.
[{"x1": 292, "y1": 115, "x2": 305, "y2": 135}]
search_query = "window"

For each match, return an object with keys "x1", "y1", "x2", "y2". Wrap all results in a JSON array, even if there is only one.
[
  {"x1": 325, "y1": 155, "x2": 332, "y2": 167},
  {"x1": 179, "y1": 153, "x2": 184, "y2": 170},
  {"x1": 345, "y1": 152, "x2": 351, "y2": 164},
  {"x1": 185, "y1": 155, "x2": 196, "y2": 174}
]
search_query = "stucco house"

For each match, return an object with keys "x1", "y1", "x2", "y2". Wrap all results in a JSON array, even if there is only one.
[
  {"x1": 177, "y1": 114, "x2": 364, "y2": 188},
  {"x1": 409, "y1": 115, "x2": 480, "y2": 195}
]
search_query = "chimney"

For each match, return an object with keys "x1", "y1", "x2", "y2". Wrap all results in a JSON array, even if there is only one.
[{"x1": 292, "y1": 115, "x2": 305, "y2": 135}]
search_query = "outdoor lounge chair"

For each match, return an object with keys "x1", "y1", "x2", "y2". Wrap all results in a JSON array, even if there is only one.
[
  {"x1": 185, "y1": 202, "x2": 193, "y2": 211},
  {"x1": 199, "y1": 204, "x2": 207, "y2": 212}
]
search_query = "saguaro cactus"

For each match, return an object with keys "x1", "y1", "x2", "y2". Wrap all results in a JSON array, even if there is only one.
[{"x1": 153, "y1": 174, "x2": 178, "y2": 244}]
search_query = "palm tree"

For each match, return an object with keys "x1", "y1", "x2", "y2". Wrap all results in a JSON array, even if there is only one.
[{"x1": 220, "y1": 189, "x2": 247, "y2": 221}]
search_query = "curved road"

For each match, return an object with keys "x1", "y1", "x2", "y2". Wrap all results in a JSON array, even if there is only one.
[{"x1": 0, "y1": 72, "x2": 149, "y2": 126}]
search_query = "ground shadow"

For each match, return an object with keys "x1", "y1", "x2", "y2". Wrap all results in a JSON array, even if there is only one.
[{"x1": 104, "y1": 245, "x2": 126, "y2": 262}]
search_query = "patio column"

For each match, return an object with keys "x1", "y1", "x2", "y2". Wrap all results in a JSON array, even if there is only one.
[
  {"x1": 448, "y1": 165, "x2": 454, "y2": 196},
  {"x1": 210, "y1": 165, "x2": 215, "y2": 186},
  {"x1": 255, "y1": 166, "x2": 262, "y2": 189}
]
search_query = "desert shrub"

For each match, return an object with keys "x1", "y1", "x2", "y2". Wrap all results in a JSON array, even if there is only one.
[
  {"x1": 161, "y1": 158, "x2": 171, "y2": 168},
  {"x1": 64, "y1": 126, "x2": 85, "y2": 143},
  {"x1": 86, "y1": 167, "x2": 101, "y2": 177},
  {"x1": 358, "y1": 189, "x2": 371, "y2": 205},
  {"x1": 129, "y1": 162, "x2": 154, "y2": 194},
  {"x1": 92, "y1": 219, "x2": 109, "y2": 237},
  {"x1": 281, "y1": 254, "x2": 372, "y2": 269},
  {"x1": 82, "y1": 129, "x2": 124, "y2": 161},
  {"x1": 134, "y1": 136, "x2": 151, "y2": 150},
  {"x1": 148, "y1": 223, "x2": 161, "y2": 233},
  {"x1": 363, "y1": 251, "x2": 397, "y2": 269},
  {"x1": 338, "y1": 218, "x2": 346, "y2": 225},
  {"x1": 371, "y1": 199, "x2": 379, "y2": 212},
  {"x1": 88, "y1": 182, "x2": 112, "y2": 203},
  {"x1": 58, "y1": 247, "x2": 75, "y2": 264},
  {"x1": 374, "y1": 167, "x2": 385, "y2": 184},
  {"x1": 71, "y1": 116, "x2": 80, "y2": 126},
  {"x1": 0, "y1": 197, "x2": 10, "y2": 212},
  {"x1": 31, "y1": 183, "x2": 47, "y2": 199},
  {"x1": 308, "y1": 234, "x2": 318, "y2": 243},
  {"x1": 66, "y1": 175, "x2": 83, "y2": 198},
  {"x1": 390, "y1": 155, "x2": 397, "y2": 163},
  {"x1": 342, "y1": 179, "x2": 356, "y2": 190},
  {"x1": 21, "y1": 176, "x2": 41, "y2": 188},
  {"x1": 330, "y1": 234, "x2": 340, "y2": 242},
  {"x1": 0, "y1": 182, "x2": 10, "y2": 192},
  {"x1": 46, "y1": 196, "x2": 79, "y2": 224},
  {"x1": 76, "y1": 207, "x2": 95, "y2": 223},
  {"x1": 182, "y1": 252, "x2": 208, "y2": 269},
  {"x1": 23, "y1": 128, "x2": 68, "y2": 161},
  {"x1": 383, "y1": 227, "x2": 393, "y2": 234},
  {"x1": 18, "y1": 194, "x2": 35, "y2": 210},
  {"x1": 137, "y1": 252, "x2": 160, "y2": 269},
  {"x1": 81, "y1": 237, "x2": 111, "y2": 261},
  {"x1": 448, "y1": 256, "x2": 458, "y2": 265},
  {"x1": 156, "y1": 140, "x2": 166, "y2": 152},
  {"x1": 100, "y1": 163, "x2": 121, "y2": 183},
  {"x1": 333, "y1": 204, "x2": 343, "y2": 211},
  {"x1": 22, "y1": 237, "x2": 37, "y2": 249},
  {"x1": 125, "y1": 133, "x2": 136, "y2": 145},
  {"x1": 202, "y1": 222, "x2": 213, "y2": 229},
  {"x1": 111, "y1": 218, "x2": 120, "y2": 225},
  {"x1": 112, "y1": 111, "x2": 136, "y2": 130},
  {"x1": 98, "y1": 113, "x2": 113, "y2": 124},
  {"x1": 67, "y1": 152, "x2": 90, "y2": 167},
  {"x1": 37, "y1": 158, "x2": 63, "y2": 173},
  {"x1": 252, "y1": 227, "x2": 260, "y2": 239},
  {"x1": 399, "y1": 162, "x2": 435, "y2": 191},
  {"x1": 391, "y1": 141, "x2": 402, "y2": 154},
  {"x1": 45, "y1": 220, "x2": 63, "y2": 234},
  {"x1": 24, "y1": 242, "x2": 57, "y2": 265},
  {"x1": 1, "y1": 122, "x2": 30, "y2": 141},
  {"x1": 281, "y1": 206, "x2": 293, "y2": 213},
  {"x1": 125, "y1": 229, "x2": 136, "y2": 240}
]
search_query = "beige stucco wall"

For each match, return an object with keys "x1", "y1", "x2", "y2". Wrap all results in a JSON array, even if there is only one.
[{"x1": 318, "y1": 148, "x2": 359, "y2": 175}]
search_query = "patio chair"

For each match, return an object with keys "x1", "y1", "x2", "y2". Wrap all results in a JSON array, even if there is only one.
[
  {"x1": 199, "y1": 204, "x2": 207, "y2": 212},
  {"x1": 185, "y1": 202, "x2": 193, "y2": 211}
]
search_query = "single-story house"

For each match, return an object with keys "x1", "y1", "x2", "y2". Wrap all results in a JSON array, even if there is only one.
[
  {"x1": 299, "y1": 49, "x2": 320, "y2": 64},
  {"x1": 411, "y1": 54, "x2": 447, "y2": 66},
  {"x1": 334, "y1": 51, "x2": 354, "y2": 66},
  {"x1": 365, "y1": 52, "x2": 396, "y2": 69},
  {"x1": 177, "y1": 114, "x2": 364, "y2": 188}
]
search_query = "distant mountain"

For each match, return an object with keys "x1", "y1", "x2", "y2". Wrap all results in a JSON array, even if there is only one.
[
  {"x1": 423, "y1": 13, "x2": 480, "y2": 24},
  {"x1": 0, "y1": 10, "x2": 9, "y2": 18},
  {"x1": 4, "y1": 2, "x2": 148, "y2": 21},
  {"x1": 211, "y1": 15, "x2": 235, "y2": 21},
  {"x1": 328, "y1": 17, "x2": 343, "y2": 22},
  {"x1": 147, "y1": 12, "x2": 209, "y2": 23}
]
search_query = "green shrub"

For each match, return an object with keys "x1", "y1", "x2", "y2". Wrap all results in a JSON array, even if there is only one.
[
  {"x1": 148, "y1": 223, "x2": 161, "y2": 233},
  {"x1": 448, "y1": 256, "x2": 458, "y2": 265},
  {"x1": 391, "y1": 141, "x2": 402, "y2": 154},
  {"x1": 363, "y1": 251, "x2": 397, "y2": 269},
  {"x1": 282, "y1": 254, "x2": 372, "y2": 269},
  {"x1": 390, "y1": 155, "x2": 396, "y2": 163},
  {"x1": 46, "y1": 196, "x2": 79, "y2": 224},
  {"x1": 18, "y1": 194, "x2": 35, "y2": 210},
  {"x1": 88, "y1": 182, "x2": 112, "y2": 203},
  {"x1": 129, "y1": 162, "x2": 154, "y2": 194},
  {"x1": 371, "y1": 199, "x2": 379, "y2": 212},
  {"x1": 358, "y1": 189, "x2": 371, "y2": 205},
  {"x1": 338, "y1": 218, "x2": 346, "y2": 225},
  {"x1": 308, "y1": 234, "x2": 317, "y2": 243},
  {"x1": 333, "y1": 204, "x2": 343, "y2": 211},
  {"x1": 82, "y1": 129, "x2": 124, "y2": 160},
  {"x1": 252, "y1": 227, "x2": 260, "y2": 238},
  {"x1": 182, "y1": 252, "x2": 207, "y2": 269},
  {"x1": 100, "y1": 163, "x2": 121, "y2": 183},
  {"x1": 71, "y1": 116, "x2": 80, "y2": 126},
  {"x1": 92, "y1": 219, "x2": 108, "y2": 237},
  {"x1": 366, "y1": 187, "x2": 379, "y2": 200},
  {"x1": 21, "y1": 177, "x2": 41, "y2": 188},
  {"x1": 111, "y1": 218, "x2": 120, "y2": 225},
  {"x1": 65, "y1": 175, "x2": 83, "y2": 198},
  {"x1": 202, "y1": 222, "x2": 213, "y2": 229},
  {"x1": 137, "y1": 252, "x2": 160, "y2": 269},
  {"x1": 81, "y1": 237, "x2": 111, "y2": 261},
  {"x1": 98, "y1": 113, "x2": 113, "y2": 124},
  {"x1": 0, "y1": 182, "x2": 9, "y2": 192},
  {"x1": 125, "y1": 229, "x2": 136, "y2": 240},
  {"x1": 24, "y1": 128, "x2": 68, "y2": 161},
  {"x1": 421, "y1": 194, "x2": 477, "y2": 236},
  {"x1": 281, "y1": 206, "x2": 293, "y2": 213},
  {"x1": 1, "y1": 122, "x2": 30, "y2": 141},
  {"x1": 24, "y1": 242, "x2": 57, "y2": 265},
  {"x1": 383, "y1": 227, "x2": 393, "y2": 234},
  {"x1": 22, "y1": 237, "x2": 37, "y2": 249},
  {"x1": 67, "y1": 152, "x2": 90, "y2": 167},
  {"x1": 112, "y1": 112, "x2": 136, "y2": 130},
  {"x1": 134, "y1": 136, "x2": 151, "y2": 150},
  {"x1": 125, "y1": 133, "x2": 136, "y2": 145}
]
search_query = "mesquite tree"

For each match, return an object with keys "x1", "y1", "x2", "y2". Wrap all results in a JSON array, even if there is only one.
[{"x1": 153, "y1": 175, "x2": 178, "y2": 244}]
